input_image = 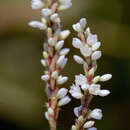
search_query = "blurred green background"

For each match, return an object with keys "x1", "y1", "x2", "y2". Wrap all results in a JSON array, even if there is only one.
[{"x1": 0, "y1": 0, "x2": 130, "y2": 130}]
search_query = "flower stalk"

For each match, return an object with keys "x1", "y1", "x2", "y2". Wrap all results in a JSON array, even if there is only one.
[
  {"x1": 70, "y1": 18, "x2": 112, "y2": 130},
  {"x1": 29, "y1": 0, "x2": 72, "y2": 130}
]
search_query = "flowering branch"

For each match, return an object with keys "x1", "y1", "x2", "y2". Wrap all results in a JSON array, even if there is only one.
[
  {"x1": 29, "y1": 0, "x2": 72, "y2": 130},
  {"x1": 70, "y1": 18, "x2": 112, "y2": 130}
]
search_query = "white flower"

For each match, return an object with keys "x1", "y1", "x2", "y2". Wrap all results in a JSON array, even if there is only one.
[
  {"x1": 98, "y1": 90, "x2": 110, "y2": 97},
  {"x1": 69, "y1": 84, "x2": 83, "y2": 99},
  {"x1": 56, "y1": 55, "x2": 65, "y2": 67},
  {"x1": 80, "y1": 18, "x2": 87, "y2": 28},
  {"x1": 83, "y1": 121, "x2": 95, "y2": 128},
  {"x1": 55, "y1": 40, "x2": 64, "y2": 50},
  {"x1": 81, "y1": 84, "x2": 90, "y2": 91},
  {"x1": 51, "y1": 71, "x2": 58, "y2": 79},
  {"x1": 75, "y1": 74, "x2": 86, "y2": 86},
  {"x1": 58, "y1": 0, "x2": 72, "y2": 10},
  {"x1": 87, "y1": 33, "x2": 98, "y2": 46},
  {"x1": 72, "y1": 38, "x2": 82, "y2": 49},
  {"x1": 92, "y1": 42, "x2": 101, "y2": 51},
  {"x1": 41, "y1": 75, "x2": 49, "y2": 81},
  {"x1": 41, "y1": 8, "x2": 52, "y2": 17},
  {"x1": 59, "y1": 30, "x2": 70, "y2": 40},
  {"x1": 61, "y1": 58, "x2": 68, "y2": 69},
  {"x1": 90, "y1": 108, "x2": 103, "y2": 120},
  {"x1": 31, "y1": 0, "x2": 44, "y2": 10},
  {"x1": 48, "y1": 107, "x2": 54, "y2": 116},
  {"x1": 73, "y1": 105, "x2": 82, "y2": 117},
  {"x1": 73, "y1": 55, "x2": 84, "y2": 64},
  {"x1": 88, "y1": 127, "x2": 97, "y2": 130},
  {"x1": 48, "y1": 37, "x2": 56, "y2": 46},
  {"x1": 44, "y1": 111, "x2": 49, "y2": 120},
  {"x1": 57, "y1": 75, "x2": 68, "y2": 85},
  {"x1": 91, "y1": 51, "x2": 102, "y2": 60},
  {"x1": 59, "y1": 48, "x2": 70, "y2": 55},
  {"x1": 56, "y1": 88, "x2": 68, "y2": 99},
  {"x1": 72, "y1": 22, "x2": 82, "y2": 32},
  {"x1": 58, "y1": 96, "x2": 71, "y2": 106},
  {"x1": 50, "y1": 13, "x2": 61, "y2": 23},
  {"x1": 40, "y1": 59, "x2": 47, "y2": 67},
  {"x1": 100, "y1": 74, "x2": 112, "y2": 81},
  {"x1": 80, "y1": 45, "x2": 92, "y2": 57},
  {"x1": 89, "y1": 84, "x2": 100, "y2": 96},
  {"x1": 28, "y1": 21, "x2": 46, "y2": 30}
]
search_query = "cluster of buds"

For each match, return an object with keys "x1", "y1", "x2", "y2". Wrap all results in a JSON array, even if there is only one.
[
  {"x1": 29, "y1": 0, "x2": 72, "y2": 130},
  {"x1": 70, "y1": 18, "x2": 112, "y2": 130}
]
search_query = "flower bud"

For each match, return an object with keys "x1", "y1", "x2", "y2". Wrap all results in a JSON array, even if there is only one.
[
  {"x1": 59, "y1": 30, "x2": 70, "y2": 40},
  {"x1": 42, "y1": 8, "x2": 52, "y2": 17},
  {"x1": 73, "y1": 55, "x2": 84, "y2": 64},
  {"x1": 58, "y1": 96, "x2": 71, "y2": 106},
  {"x1": 92, "y1": 76, "x2": 100, "y2": 83},
  {"x1": 72, "y1": 38, "x2": 82, "y2": 49},
  {"x1": 56, "y1": 88, "x2": 68, "y2": 99},
  {"x1": 43, "y1": 51, "x2": 49, "y2": 59},
  {"x1": 40, "y1": 59, "x2": 47, "y2": 67},
  {"x1": 92, "y1": 42, "x2": 101, "y2": 51},
  {"x1": 59, "y1": 48, "x2": 70, "y2": 55},
  {"x1": 100, "y1": 74, "x2": 112, "y2": 81},
  {"x1": 31, "y1": 0, "x2": 44, "y2": 10},
  {"x1": 41, "y1": 75, "x2": 49, "y2": 81},
  {"x1": 56, "y1": 55, "x2": 65, "y2": 67},
  {"x1": 48, "y1": 107, "x2": 54, "y2": 116},
  {"x1": 83, "y1": 121, "x2": 95, "y2": 128},
  {"x1": 55, "y1": 40, "x2": 64, "y2": 50},
  {"x1": 57, "y1": 75, "x2": 68, "y2": 85},
  {"x1": 98, "y1": 90, "x2": 110, "y2": 97},
  {"x1": 51, "y1": 71, "x2": 58, "y2": 79},
  {"x1": 91, "y1": 51, "x2": 102, "y2": 60},
  {"x1": 72, "y1": 125, "x2": 77, "y2": 130}
]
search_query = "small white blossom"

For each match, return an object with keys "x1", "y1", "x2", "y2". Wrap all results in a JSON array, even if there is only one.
[
  {"x1": 91, "y1": 51, "x2": 102, "y2": 61},
  {"x1": 28, "y1": 21, "x2": 46, "y2": 30},
  {"x1": 48, "y1": 107, "x2": 54, "y2": 116},
  {"x1": 72, "y1": 38, "x2": 82, "y2": 49},
  {"x1": 89, "y1": 84, "x2": 101, "y2": 96},
  {"x1": 48, "y1": 37, "x2": 56, "y2": 46},
  {"x1": 51, "y1": 71, "x2": 58, "y2": 79},
  {"x1": 59, "y1": 30, "x2": 70, "y2": 40},
  {"x1": 72, "y1": 22, "x2": 82, "y2": 32},
  {"x1": 100, "y1": 74, "x2": 112, "y2": 82},
  {"x1": 81, "y1": 84, "x2": 90, "y2": 91},
  {"x1": 90, "y1": 108, "x2": 103, "y2": 120},
  {"x1": 56, "y1": 55, "x2": 65, "y2": 67},
  {"x1": 56, "y1": 88, "x2": 68, "y2": 99},
  {"x1": 75, "y1": 74, "x2": 86, "y2": 86},
  {"x1": 50, "y1": 13, "x2": 61, "y2": 23},
  {"x1": 40, "y1": 59, "x2": 47, "y2": 67},
  {"x1": 92, "y1": 42, "x2": 101, "y2": 51},
  {"x1": 58, "y1": 96, "x2": 71, "y2": 106},
  {"x1": 88, "y1": 127, "x2": 97, "y2": 130},
  {"x1": 61, "y1": 58, "x2": 68, "y2": 69},
  {"x1": 31, "y1": 0, "x2": 44, "y2": 10},
  {"x1": 69, "y1": 84, "x2": 83, "y2": 99},
  {"x1": 80, "y1": 45, "x2": 92, "y2": 57},
  {"x1": 83, "y1": 121, "x2": 95, "y2": 128},
  {"x1": 73, "y1": 55, "x2": 84, "y2": 64},
  {"x1": 55, "y1": 40, "x2": 64, "y2": 50},
  {"x1": 59, "y1": 48, "x2": 70, "y2": 55},
  {"x1": 87, "y1": 34, "x2": 98, "y2": 46},
  {"x1": 98, "y1": 90, "x2": 110, "y2": 97},
  {"x1": 41, "y1": 75, "x2": 49, "y2": 81},
  {"x1": 57, "y1": 75, "x2": 68, "y2": 85},
  {"x1": 42, "y1": 8, "x2": 52, "y2": 17},
  {"x1": 44, "y1": 111, "x2": 49, "y2": 120},
  {"x1": 73, "y1": 105, "x2": 82, "y2": 117},
  {"x1": 80, "y1": 18, "x2": 87, "y2": 28}
]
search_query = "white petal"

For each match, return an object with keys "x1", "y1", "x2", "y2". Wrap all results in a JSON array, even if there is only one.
[
  {"x1": 51, "y1": 71, "x2": 58, "y2": 79},
  {"x1": 81, "y1": 84, "x2": 89, "y2": 91},
  {"x1": 31, "y1": 0, "x2": 44, "y2": 9},
  {"x1": 88, "y1": 127, "x2": 97, "y2": 130},
  {"x1": 59, "y1": 48, "x2": 70, "y2": 55},
  {"x1": 72, "y1": 38, "x2": 82, "y2": 49},
  {"x1": 75, "y1": 74, "x2": 86, "y2": 86},
  {"x1": 44, "y1": 111, "x2": 49, "y2": 120},
  {"x1": 83, "y1": 121, "x2": 95, "y2": 128},
  {"x1": 61, "y1": 58, "x2": 68, "y2": 69},
  {"x1": 89, "y1": 84, "x2": 101, "y2": 96},
  {"x1": 100, "y1": 74, "x2": 112, "y2": 81},
  {"x1": 92, "y1": 42, "x2": 101, "y2": 51},
  {"x1": 50, "y1": 13, "x2": 61, "y2": 23},
  {"x1": 80, "y1": 18, "x2": 87, "y2": 28},
  {"x1": 72, "y1": 23, "x2": 82, "y2": 32},
  {"x1": 80, "y1": 45, "x2": 92, "y2": 57},
  {"x1": 55, "y1": 40, "x2": 64, "y2": 50},
  {"x1": 91, "y1": 51, "x2": 102, "y2": 60},
  {"x1": 58, "y1": 96, "x2": 71, "y2": 106},
  {"x1": 57, "y1": 76, "x2": 68, "y2": 85},
  {"x1": 98, "y1": 90, "x2": 110, "y2": 97},
  {"x1": 56, "y1": 55, "x2": 65, "y2": 67},
  {"x1": 73, "y1": 105, "x2": 82, "y2": 117},
  {"x1": 41, "y1": 75, "x2": 49, "y2": 81},
  {"x1": 42, "y1": 8, "x2": 52, "y2": 17},
  {"x1": 57, "y1": 88, "x2": 68, "y2": 99},
  {"x1": 73, "y1": 55, "x2": 84, "y2": 64},
  {"x1": 87, "y1": 33, "x2": 98, "y2": 46},
  {"x1": 28, "y1": 21, "x2": 46, "y2": 30},
  {"x1": 59, "y1": 30, "x2": 70, "y2": 40}
]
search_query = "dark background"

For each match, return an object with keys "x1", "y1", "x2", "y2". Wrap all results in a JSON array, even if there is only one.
[{"x1": 0, "y1": 0, "x2": 130, "y2": 130}]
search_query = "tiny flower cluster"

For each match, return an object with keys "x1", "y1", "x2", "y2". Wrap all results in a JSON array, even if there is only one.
[
  {"x1": 29, "y1": 0, "x2": 72, "y2": 129},
  {"x1": 70, "y1": 18, "x2": 112, "y2": 130}
]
